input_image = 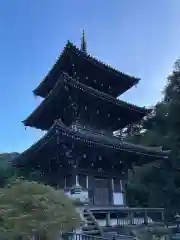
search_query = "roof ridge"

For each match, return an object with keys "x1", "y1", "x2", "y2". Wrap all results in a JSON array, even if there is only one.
[
  {"x1": 68, "y1": 41, "x2": 139, "y2": 81},
  {"x1": 56, "y1": 121, "x2": 169, "y2": 157},
  {"x1": 24, "y1": 72, "x2": 150, "y2": 128},
  {"x1": 62, "y1": 72, "x2": 148, "y2": 114},
  {"x1": 33, "y1": 40, "x2": 139, "y2": 96},
  {"x1": 18, "y1": 120, "x2": 169, "y2": 162}
]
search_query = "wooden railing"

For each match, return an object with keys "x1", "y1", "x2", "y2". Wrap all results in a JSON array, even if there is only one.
[
  {"x1": 87, "y1": 206, "x2": 165, "y2": 227},
  {"x1": 63, "y1": 232, "x2": 135, "y2": 240}
]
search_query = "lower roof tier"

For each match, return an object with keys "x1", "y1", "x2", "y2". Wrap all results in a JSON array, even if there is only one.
[
  {"x1": 16, "y1": 120, "x2": 169, "y2": 175},
  {"x1": 33, "y1": 41, "x2": 139, "y2": 98},
  {"x1": 23, "y1": 73, "x2": 149, "y2": 131}
]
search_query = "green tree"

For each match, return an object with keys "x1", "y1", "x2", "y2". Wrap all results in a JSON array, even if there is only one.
[
  {"x1": 126, "y1": 102, "x2": 169, "y2": 148},
  {"x1": 126, "y1": 59, "x2": 180, "y2": 209},
  {"x1": 0, "y1": 153, "x2": 19, "y2": 187},
  {"x1": 0, "y1": 179, "x2": 81, "y2": 239}
]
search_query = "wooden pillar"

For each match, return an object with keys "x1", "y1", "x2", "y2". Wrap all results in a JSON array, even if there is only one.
[
  {"x1": 129, "y1": 212, "x2": 134, "y2": 225},
  {"x1": 121, "y1": 180, "x2": 126, "y2": 205},
  {"x1": 106, "y1": 212, "x2": 111, "y2": 227},
  {"x1": 116, "y1": 213, "x2": 119, "y2": 225},
  {"x1": 86, "y1": 175, "x2": 89, "y2": 189},
  {"x1": 161, "y1": 210, "x2": 165, "y2": 222},
  {"x1": 71, "y1": 169, "x2": 77, "y2": 186},
  {"x1": 108, "y1": 178, "x2": 113, "y2": 205},
  {"x1": 144, "y1": 211, "x2": 148, "y2": 225},
  {"x1": 64, "y1": 175, "x2": 67, "y2": 189},
  {"x1": 88, "y1": 174, "x2": 94, "y2": 204},
  {"x1": 75, "y1": 174, "x2": 78, "y2": 185},
  {"x1": 72, "y1": 153, "x2": 79, "y2": 187},
  {"x1": 112, "y1": 178, "x2": 114, "y2": 205}
]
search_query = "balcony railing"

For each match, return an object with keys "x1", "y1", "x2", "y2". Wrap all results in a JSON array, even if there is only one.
[{"x1": 63, "y1": 232, "x2": 135, "y2": 240}]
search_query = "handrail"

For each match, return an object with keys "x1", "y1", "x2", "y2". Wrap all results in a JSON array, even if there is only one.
[
  {"x1": 85, "y1": 208, "x2": 104, "y2": 236},
  {"x1": 64, "y1": 232, "x2": 135, "y2": 240}
]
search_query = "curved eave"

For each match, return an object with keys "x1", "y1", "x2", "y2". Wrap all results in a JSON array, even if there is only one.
[
  {"x1": 57, "y1": 122, "x2": 169, "y2": 159},
  {"x1": 15, "y1": 123, "x2": 58, "y2": 164},
  {"x1": 16, "y1": 120, "x2": 169, "y2": 166},
  {"x1": 33, "y1": 41, "x2": 139, "y2": 98},
  {"x1": 64, "y1": 73, "x2": 148, "y2": 114},
  {"x1": 23, "y1": 72, "x2": 149, "y2": 130},
  {"x1": 33, "y1": 41, "x2": 70, "y2": 97},
  {"x1": 23, "y1": 76, "x2": 65, "y2": 129},
  {"x1": 70, "y1": 41, "x2": 139, "y2": 85}
]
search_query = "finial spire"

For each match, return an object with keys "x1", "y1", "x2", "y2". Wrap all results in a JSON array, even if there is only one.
[{"x1": 81, "y1": 30, "x2": 87, "y2": 53}]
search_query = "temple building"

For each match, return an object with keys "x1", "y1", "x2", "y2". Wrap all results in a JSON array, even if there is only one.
[{"x1": 16, "y1": 32, "x2": 169, "y2": 208}]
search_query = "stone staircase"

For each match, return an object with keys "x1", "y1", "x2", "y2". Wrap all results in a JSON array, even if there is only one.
[
  {"x1": 172, "y1": 233, "x2": 180, "y2": 240},
  {"x1": 103, "y1": 233, "x2": 135, "y2": 240},
  {"x1": 82, "y1": 208, "x2": 103, "y2": 236}
]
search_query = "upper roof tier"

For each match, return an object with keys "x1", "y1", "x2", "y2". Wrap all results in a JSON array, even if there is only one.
[
  {"x1": 33, "y1": 41, "x2": 139, "y2": 98},
  {"x1": 16, "y1": 120, "x2": 169, "y2": 172},
  {"x1": 23, "y1": 73, "x2": 149, "y2": 131}
]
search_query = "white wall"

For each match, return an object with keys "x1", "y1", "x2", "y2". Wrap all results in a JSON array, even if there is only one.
[
  {"x1": 64, "y1": 189, "x2": 89, "y2": 204},
  {"x1": 113, "y1": 192, "x2": 124, "y2": 205}
]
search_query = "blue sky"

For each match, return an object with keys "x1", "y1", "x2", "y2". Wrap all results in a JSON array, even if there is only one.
[{"x1": 0, "y1": 0, "x2": 180, "y2": 153}]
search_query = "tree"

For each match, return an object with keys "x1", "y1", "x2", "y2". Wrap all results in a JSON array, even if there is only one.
[
  {"x1": 126, "y1": 59, "x2": 180, "y2": 209},
  {"x1": 0, "y1": 179, "x2": 81, "y2": 239},
  {"x1": 0, "y1": 153, "x2": 20, "y2": 187},
  {"x1": 126, "y1": 102, "x2": 170, "y2": 148}
]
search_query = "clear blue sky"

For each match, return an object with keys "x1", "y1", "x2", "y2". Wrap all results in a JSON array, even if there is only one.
[{"x1": 0, "y1": 0, "x2": 180, "y2": 153}]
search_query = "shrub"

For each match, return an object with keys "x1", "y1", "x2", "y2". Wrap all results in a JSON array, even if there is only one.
[{"x1": 0, "y1": 179, "x2": 81, "y2": 239}]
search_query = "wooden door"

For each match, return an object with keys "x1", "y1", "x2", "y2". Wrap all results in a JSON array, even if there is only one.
[{"x1": 93, "y1": 178, "x2": 109, "y2": 205}]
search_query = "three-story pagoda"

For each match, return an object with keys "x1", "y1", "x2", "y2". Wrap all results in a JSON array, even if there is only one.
[{"x1": 16, "y1": 33, "x2": 169, "y2": 206}]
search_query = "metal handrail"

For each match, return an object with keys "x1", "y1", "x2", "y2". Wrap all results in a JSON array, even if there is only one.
[{"x1": 85, "y1": 208, "x2": 103, "y2": 236}]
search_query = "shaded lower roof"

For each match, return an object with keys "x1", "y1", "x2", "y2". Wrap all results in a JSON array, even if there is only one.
[
  {"x1": 33, "y1": 41, "x2": 139, "y2": 98},
  {"x1": 17, "y1": 120, "x2": 169, "y2": 165},
  {"x1": 23, "y1": 72, "x2": 149, "y2": 131}
]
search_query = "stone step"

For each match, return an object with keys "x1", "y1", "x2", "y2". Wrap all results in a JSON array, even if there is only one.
[
  {"x1": 82, "y1": 225, "x2": 99, "y2": 231},
  {"x1": 83, "y1": 213, "x2": 89, "y2": 217},
  {"x1": 84, "y1": 215, "x2": 92, "y2": 221},
  {"x1": 82, "y1": 230, "x2": 101, "y2": 235},
  {"x1": 172, "y1": 234, "x2": 180, "y2": 240},
  {"x1": 85, "y1": 220, "x2": 95, "y2": 225},
  {"x1": 103, "y1": 233, "x2": 135, "y2": 240}
]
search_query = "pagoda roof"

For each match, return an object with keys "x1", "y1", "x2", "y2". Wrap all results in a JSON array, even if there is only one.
[
  {"x1": 16, "y1": 120, "x2": 169, "y2": 167},
  {"x1": 23, "y1": 73, "x2": 149, "y2": 131},
  {"x1": 33, "y1": 41, "x2": 139, "y2": 98}
]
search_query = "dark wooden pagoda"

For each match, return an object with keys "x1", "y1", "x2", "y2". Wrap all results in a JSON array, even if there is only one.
[{"x1": 16, "y1": 34, "x2": 169, "y2": 207}]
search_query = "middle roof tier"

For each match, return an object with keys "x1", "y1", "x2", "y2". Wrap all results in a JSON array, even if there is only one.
[{"x1": 23, "y1": 72, "x2": 150, "y2": 131}]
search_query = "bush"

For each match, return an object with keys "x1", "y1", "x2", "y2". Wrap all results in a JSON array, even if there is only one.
[
  {"x1": 133, "y1": 227, "x2": 172, "y2": 240},
  {"x1": 0, "y1": 179, "x2": 81, "y2": 239}
]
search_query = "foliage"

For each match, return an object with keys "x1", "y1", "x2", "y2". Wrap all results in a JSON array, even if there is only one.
[
  {"x1": 0, "y1": 152, "x2": 19, "y2": 167},
  {"x1": 133, "y1": 227, "x2": 172, "y2": 240},
  {"x1": 126, "y1": 59, "x2": 180, "y2": 209},
  {"x1": 0, "y1": 179, "x2": 81, "y2": 239},
  {"x1": 126, "y1": 102, "x2": 170, "y2": 148},
  {"x1": 0, "y1": 153, "x2": 19, "y2": 188}
]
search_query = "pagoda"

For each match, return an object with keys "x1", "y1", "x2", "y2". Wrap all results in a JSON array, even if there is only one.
[{"x1": 16, "y1": 32, "x2": 169, "y2": 206}]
